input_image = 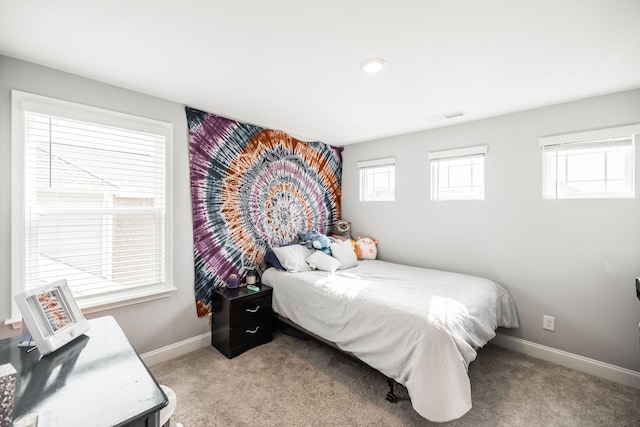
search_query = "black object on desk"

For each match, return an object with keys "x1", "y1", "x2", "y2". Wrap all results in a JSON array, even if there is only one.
[
  {"x1": 211, "y1": 284, "x2": 273, "y2": 358},
  {"x1": 0, "y1": 316, "x2": 167, "y2": 427}
]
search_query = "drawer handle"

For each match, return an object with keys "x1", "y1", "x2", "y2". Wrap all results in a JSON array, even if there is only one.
[
  {"x1": 246, "y1": 326, "x2": 260, "y2": 334},
  {"x1": 245, "y1": 306, "x2": 261, "y2": 313}
]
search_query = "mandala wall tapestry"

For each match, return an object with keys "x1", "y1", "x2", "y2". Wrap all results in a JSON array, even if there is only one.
[{"x1": 186, "y1": 107, "x2": 343, "y2": 316}]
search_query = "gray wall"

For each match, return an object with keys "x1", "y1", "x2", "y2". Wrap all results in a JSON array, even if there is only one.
[
  {"x1": 341, "y1": 89, "x2": 640, "y2": 372},
  {"x1": 3, "y1": 54, "x2": 639, "y2": 373},
  {"x1": 0, "y1": 55, "x2": 209, "y2": 353}
]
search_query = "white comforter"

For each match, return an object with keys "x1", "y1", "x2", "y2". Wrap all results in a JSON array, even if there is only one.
[{"x1": 261, "y1": 259, "x2": 519, "y2": 422}]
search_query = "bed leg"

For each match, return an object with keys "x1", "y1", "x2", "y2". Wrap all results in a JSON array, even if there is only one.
[{"x1": 386, "y1": 378, "x2": 398, "y2": 403}]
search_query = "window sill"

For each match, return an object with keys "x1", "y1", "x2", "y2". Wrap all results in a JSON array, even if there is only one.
[
  {"x1": 5, "y1": 286, "x2": 177, "y2": 329},
  {"x1": 79, "y1": 285, "x2": 178, "y2": 315}
]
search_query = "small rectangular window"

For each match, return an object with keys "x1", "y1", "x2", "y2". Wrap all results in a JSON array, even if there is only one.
[
  {"x1": 540, "y1": 124, "x2": 638, "y2": 199},
  {"x1": 429, "y1": 145, "x2": 487, "y2": 201},
  {"x1": 357, "y1": 157, "x2": 395, "y2": 201}
]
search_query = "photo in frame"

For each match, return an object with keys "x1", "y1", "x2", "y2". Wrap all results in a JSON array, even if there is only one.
[{"x1": 14, "y1": 279, "x2": 89, "y2": 355}]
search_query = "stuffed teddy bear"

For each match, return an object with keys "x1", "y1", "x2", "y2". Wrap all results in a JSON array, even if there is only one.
[
  {"x1": 299, "y1": 230, "x2": 335, "y2": 253},
  {"x1": 332, "y1": 220, "x2": 352, "y2": 241},
  {"x1": 355, "y1": 236, "x2": 379, "y2": 260}
]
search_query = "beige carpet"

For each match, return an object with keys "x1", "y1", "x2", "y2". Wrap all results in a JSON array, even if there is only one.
[{"x1": 150, "y1": 331, "x2": 640, "y2": 426}]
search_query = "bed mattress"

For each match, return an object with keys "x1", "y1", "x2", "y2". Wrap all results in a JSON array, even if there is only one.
[{"x1": 261, "y1": 259, "x2": 519, "y2": 422}]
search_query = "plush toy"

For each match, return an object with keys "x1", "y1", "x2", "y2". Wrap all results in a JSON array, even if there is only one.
[
  {"x1": 332, "y1": 220, "x2": 352, "y2": 241},
  {"x1": 299, "y1": 230, "x2": 335, "y2": 253},
  {"x1": 355, "y1": 236, "x2": 379, "y2": 260}
]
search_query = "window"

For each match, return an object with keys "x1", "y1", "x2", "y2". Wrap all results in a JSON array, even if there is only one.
[
  {"x1": 540, "y1": 124, "x2": 638, "y2": 199},
  {"x1": 429, "y1": 145, "x2": 487, "y2": 201},
  {"x1": 11, "y1": 91, "x2": 174, "y2": 319},
  {"x1": 358, "y1": 157, "x2": 396, "y2": 201}
]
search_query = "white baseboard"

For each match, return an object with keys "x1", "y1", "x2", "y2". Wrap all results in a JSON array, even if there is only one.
[
  {"x1": 141, "y1": 332, "x2": 211, "y2": 367},
  {"x1": 492, "y1": 333, "x2": 640, "y2": 390}
]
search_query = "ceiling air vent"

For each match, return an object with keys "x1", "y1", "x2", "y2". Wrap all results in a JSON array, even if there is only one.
[{"x1": 425, "y1": 110, "x2": 465, "y2": 122}]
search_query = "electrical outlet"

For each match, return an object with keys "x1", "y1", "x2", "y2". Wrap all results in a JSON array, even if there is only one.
[{"x1": 543, "y1": 315, "x2": 555, "y2": 331}]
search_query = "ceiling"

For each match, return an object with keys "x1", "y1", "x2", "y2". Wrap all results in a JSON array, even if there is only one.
[{"x1": 1, "y1": 1, "x2": 639, "y2": 146}]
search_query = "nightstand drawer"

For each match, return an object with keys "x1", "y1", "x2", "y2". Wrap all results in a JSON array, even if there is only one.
[
  {"x1": 230, "y1": 318, "x2": 272, "y2": 349},
  {"x1": 231, "y1": 295, "x2": 271, "y2": 325}
]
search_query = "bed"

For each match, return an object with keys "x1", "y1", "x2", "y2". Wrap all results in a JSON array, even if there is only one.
[{"x1": 261, "y1": 258, "x2": 519, "y2": 422}]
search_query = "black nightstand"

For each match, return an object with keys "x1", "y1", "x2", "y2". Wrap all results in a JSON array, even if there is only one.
[{"x1": 211, "y1": 284, "x2": 273, "y2": 358}]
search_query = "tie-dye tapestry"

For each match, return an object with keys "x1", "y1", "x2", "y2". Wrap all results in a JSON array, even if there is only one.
[{"x1": 186, "y1": 107, "x2": 343, "y2": 316}]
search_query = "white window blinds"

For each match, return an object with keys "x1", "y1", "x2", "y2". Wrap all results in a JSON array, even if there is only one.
[{"x1": 12, "y1": 91, "x2": 173, "y2": 314}]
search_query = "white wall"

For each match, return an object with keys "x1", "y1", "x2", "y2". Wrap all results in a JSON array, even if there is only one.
[
  {"x1": 342, "y1": 89, "x2": 640, "y2": 372},
  {"x1": 0, "y1": 55, "x2": 209, "y2": 353}
]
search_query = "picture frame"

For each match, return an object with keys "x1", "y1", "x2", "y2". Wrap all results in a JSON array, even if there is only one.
[{"x1": 14, "y1": 279, "x2": 89, "y2": 355}]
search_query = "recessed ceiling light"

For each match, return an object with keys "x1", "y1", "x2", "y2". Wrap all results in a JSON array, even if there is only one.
[{"x1": 360, "y1": 58, "x2": 386, "y2": 73}]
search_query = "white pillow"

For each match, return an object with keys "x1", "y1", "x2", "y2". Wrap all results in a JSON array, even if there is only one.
[
  {"x1": 329, "y1": 240, "x2": 358, "y2": 270},
  {"x1": 306, "y1": 250, "x2": 343, "y2": 273},
  {"x1": 272, "y1": 245, "x2": 313, "y2": 272}
]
